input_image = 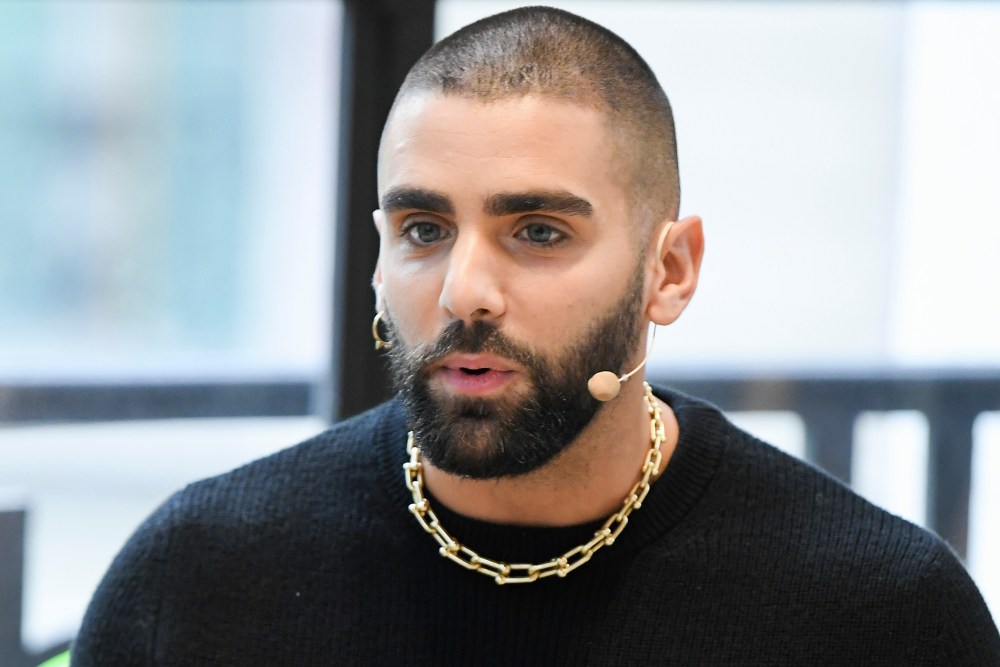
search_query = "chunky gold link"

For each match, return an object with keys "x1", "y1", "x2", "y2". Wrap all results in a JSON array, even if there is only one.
[
  {"x1": 605, "y1": 515, "x2": 629, "y2": 544},
  {"x1": 403, "y1": 382, "x2": 665, "y2": 584},
  {"x1": 408, "y1": 505, "x2": 436, "y2": 534},
  {"x1": 470, "y1": 554, "x2": 508, "y2": 573},
  {"x1": 441, "y1": 547, "x2": 478, "y2": 570}
]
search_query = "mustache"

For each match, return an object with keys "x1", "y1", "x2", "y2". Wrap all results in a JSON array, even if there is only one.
[{"x1": 387, "y1": 318, "x2": 540, "y2": 373}]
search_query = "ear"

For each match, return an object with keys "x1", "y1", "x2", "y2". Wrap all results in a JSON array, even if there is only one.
[
  {"x1": 646, "y1": 215, "x2": 704, "y2": 326},
  {"x1": 372, "y1": 209, "x2": 386, "y2": 311}
]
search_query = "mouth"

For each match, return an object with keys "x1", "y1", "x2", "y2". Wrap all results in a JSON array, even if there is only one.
[{"x1": 433, "y1": 354, "x2": 519, "y2": 396}]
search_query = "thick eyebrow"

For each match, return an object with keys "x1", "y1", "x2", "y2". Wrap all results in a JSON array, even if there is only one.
[
  {"x1": 380, "y1": 187, "x2": 454, "y2": 215},
  {"x1": 485, "y1": 190, "x2": 593, "y2": 218}
]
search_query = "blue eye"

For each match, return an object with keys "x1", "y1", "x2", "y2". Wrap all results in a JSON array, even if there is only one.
[
  {"x1": 519, "y1": 223, "x2": 563, "y2": 245},
  {"x1": 406, "y1": 222, "x2": 444, "y2": 245}
]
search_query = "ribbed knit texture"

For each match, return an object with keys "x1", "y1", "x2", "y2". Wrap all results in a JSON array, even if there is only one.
[{"x1": 73, "y1": 388, "x2": 999, "y2": 666}]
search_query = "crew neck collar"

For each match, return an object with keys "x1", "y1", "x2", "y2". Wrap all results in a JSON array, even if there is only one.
[{"x1": 375, "y1": 386, "x2": 729, "y2": 567}]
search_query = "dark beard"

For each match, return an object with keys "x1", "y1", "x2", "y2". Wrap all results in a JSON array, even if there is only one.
[{"x1": 385, "y1": 269, "x2": 646, "y2": 479}]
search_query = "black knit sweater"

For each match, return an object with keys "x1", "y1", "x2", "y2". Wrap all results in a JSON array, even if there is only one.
[{"x1": 73, "y1": 388, "x2": 999, "y2": 665}]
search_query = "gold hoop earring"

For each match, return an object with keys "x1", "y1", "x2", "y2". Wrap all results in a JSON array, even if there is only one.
[{"x1": 372, "y1": 311, "x2": 392, "y2": 351}]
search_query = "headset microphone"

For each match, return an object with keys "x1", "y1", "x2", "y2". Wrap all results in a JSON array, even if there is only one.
[
  {"x1": 587, "y1": 220, "x2": 673, "y2": 402},
  {"x1": 587, "y1": 327, "x2": 655, "y2": 401}
]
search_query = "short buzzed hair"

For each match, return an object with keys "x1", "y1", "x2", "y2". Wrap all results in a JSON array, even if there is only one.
[{"x1": 387, "y1": 6, "x2": 680, "y2": 230}]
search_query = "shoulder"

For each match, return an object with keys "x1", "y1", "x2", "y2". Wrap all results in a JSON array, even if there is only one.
[
  {"x1": 73, "y1": 399, "x2": 408, "y2": 662},
  {"x1": 171, "y1": 397, "x2": 406, "y2": 522},
  {"x1": 658, "y1": 385, "x2": 939, "y2": 555},
  {"x1": 677, "y1": 386, "x2": 945, "y2": 567},
  {"x1": 655, "y1": 386, "x2": 999, "y2": 660}
]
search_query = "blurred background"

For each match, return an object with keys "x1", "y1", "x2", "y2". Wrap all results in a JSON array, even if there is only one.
[{"x1": 1, "y1": 0, "x2": 997, "y2": 662}]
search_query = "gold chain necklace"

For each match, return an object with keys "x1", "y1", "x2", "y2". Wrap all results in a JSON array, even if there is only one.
[{"x1": 403, "y1": 382, "x2": 665, "y2": 585}]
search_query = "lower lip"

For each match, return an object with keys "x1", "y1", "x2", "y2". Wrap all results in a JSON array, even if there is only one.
[{"x1": 438, "y1": 368, "x2": 516, "y2": 396}]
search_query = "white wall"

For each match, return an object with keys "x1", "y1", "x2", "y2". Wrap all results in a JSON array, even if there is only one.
[{"x1": 890, "y1": 4, "x2": 1000, "y2": 365}]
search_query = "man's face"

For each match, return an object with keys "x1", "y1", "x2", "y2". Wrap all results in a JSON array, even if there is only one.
[{"x1": 375, "y1": 94, "x2": 649, "y2": 478}]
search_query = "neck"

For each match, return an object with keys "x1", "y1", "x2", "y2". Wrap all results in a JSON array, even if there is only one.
[{"x1": 420, "y1": 379, "x2": 679, "y2": 527}]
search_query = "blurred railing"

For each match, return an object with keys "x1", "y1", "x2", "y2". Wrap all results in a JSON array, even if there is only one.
[{"x1": 0, "y1": 381, "x2": 312, "y2": 423}]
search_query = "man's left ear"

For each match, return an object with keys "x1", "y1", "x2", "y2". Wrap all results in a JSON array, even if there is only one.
[{"x1": 646, "y1": 215, "x2": 704, "y2": 326}]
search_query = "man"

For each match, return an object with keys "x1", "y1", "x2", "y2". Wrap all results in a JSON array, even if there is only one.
[{"x1": 75, "y1": 7, "x2": 998, "y2": 665}]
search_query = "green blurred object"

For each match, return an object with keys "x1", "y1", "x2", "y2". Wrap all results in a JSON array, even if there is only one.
[{"x1": 37, "y1": 650, "x2": 70, "y2": 667}]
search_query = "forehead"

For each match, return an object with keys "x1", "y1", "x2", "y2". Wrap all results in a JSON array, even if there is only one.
[{"x1": 377, "y1": 93, "x2": 626, "y2": 211}]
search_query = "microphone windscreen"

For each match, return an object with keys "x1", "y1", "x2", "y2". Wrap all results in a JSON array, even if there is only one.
[{"x1": 588, "y1": 371, "x2": 621, "y2": 402}]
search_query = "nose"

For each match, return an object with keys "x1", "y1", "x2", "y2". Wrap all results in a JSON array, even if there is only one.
[{"x1": 438, "y1": 231, "x2": 506, "y2": 324}]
